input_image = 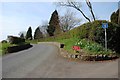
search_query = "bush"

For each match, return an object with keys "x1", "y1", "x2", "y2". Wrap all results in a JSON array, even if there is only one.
[
  {"x1": 7, "y1": 43, "x2": 32, "y2": 53},
  {"x1": 1, "y1": 40, "x2": 7, "y2": 43},
  {"x1": 69, "y1": 20, "x2": 120, "y2": 53},
  {"x1": 75, "y1": 39, "x2": 113, "y2": 55},
  {"x1": 1, "y1": 43, "x2": 11, "y2": 55},
  {"x1": 8, "y1": 36, "x2": 25, "y2": 44}
]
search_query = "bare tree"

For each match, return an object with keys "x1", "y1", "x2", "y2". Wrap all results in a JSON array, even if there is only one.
[
  {"x1": 86, "y1": 0, "x2": 96, "y2": 21},
  {"x1": 59, "y1": 9, "x2": 82, "y2": 32},
  {"x1": 56, "y1": 0, "x2": 91, "y2": 22}
]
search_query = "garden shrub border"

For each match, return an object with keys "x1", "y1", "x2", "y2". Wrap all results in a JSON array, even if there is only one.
[{"x1": 7, "y1": 43, "x2": 33, "y2": 53}]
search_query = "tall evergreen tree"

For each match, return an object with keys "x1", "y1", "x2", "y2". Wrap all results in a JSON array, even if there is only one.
[
  {"x1": 34, "y1": 27, "x2": 43, "y2": 40},
  {"x1": 26, "y1": 26, "x2": 32, "y2": 40},
  {"x1": 47, "y1": 25, "x2": 55, "y2": 36},
  {"x1": 110, "y1": 9, "x2": 119, "y2": 24},
  {"x1": 47, "y1": 10, "x2": 61, "y2": 36}
]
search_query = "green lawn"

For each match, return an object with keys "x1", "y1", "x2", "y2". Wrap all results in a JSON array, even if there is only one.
[
  {"x1": 57, "y1": 38, "x2": 78, "y2": 54},
  {"x1": 26, "y1": 40, "x2": 38, "y2": 44}
]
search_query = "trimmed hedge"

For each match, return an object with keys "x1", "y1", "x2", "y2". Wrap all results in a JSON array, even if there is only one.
[
  {"x1": 7, "y1": 43, "x2": 32, "y2": 53},
  {"x1": 8, "y1": 36, "x2": 25, "y2": 44}
]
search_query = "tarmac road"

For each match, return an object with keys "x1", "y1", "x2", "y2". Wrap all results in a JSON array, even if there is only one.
[{"x1": 2, "y1": 43, "x2": 118, "y2": 78}]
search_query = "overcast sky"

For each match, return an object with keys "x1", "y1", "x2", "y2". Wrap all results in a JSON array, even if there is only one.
[{"x1": 0, "y1": 1, "x2": 119, "y2": 41}]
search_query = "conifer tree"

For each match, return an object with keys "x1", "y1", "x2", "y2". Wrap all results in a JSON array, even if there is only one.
[
  {"x1": 34, "y1": 27, "x2": 43, "y2": 39},
  {"x1": 26, "y1": 26, "x2": 32, "y2": 40},
  {"x1": 20, "y1": 33, "x2": 24, "y2": 39},
  {"x1": 110, "y1": 9, "x2": 119, "y2": 24},
  {"x1": 47, "y1": 10, "x2": 61, "y2": 36}
]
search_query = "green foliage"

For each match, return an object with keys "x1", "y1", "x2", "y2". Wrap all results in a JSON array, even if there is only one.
[
  {"x1": 47, "y1": 10, "x2": 61, "y2": 36},
  {"x1": 68, "y1": 20, "x2": 120, "y2": 53},
  {"x1": 0, "y1": 43, "x2": 9, "y2": 55},
  {"x1": 20, "y1": 33, "x2": 24, "y2": 39},
  {"x1": 26, "y1": 27, "x2": 32, "y2": 40},
  {"x1": 26, "y1": 40, "x2": 38, "y2": 44},
  {"x1": 0, "y1": 41, "x2": 30, "y2": 56},
  {"x1": 110, "y1": 9, "x2": 119, "y2": 24},
  {"x1": 8, "y1": 36, "x2": 25, "y2": 44},
  {"x1": 0, "y1": 42, "x2": 15, "y2": 55},
  {"x1": 34, "y1": 20, "x2": 120, "y2": 55},
  {"x1": 57, "y1": 38, "x2": 78, "y2": 53},
  {"x1": 42, "y1": 20, "x2": 120, "y2": 54},
  {"x1": 57, "y1": 38, "x2": 113, "y2": 55},
  {"x1": 1, "y1": 40, "x2": 7, "y2": 43},
  {"x1": 76, "y1": 39, "x2": 105, "y2": 54},
  {"x1": 34, "y1": 27, "x2": 43, "y2": 40},
  {"x1": 47, "y1": 25, "x2": 55, "y2": 36}
]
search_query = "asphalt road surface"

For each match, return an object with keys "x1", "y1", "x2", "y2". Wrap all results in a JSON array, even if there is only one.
[{"x1": 2, "y1": 43, "x2": 119, "y2": 78}]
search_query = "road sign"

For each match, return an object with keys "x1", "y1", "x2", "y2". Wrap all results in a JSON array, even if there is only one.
[
  {"x1": 102, "y1": 23, "x2": 108, "y2": 29},
  {"x1": 102, "y1": 23, "x2": 108, "y2": 51}
]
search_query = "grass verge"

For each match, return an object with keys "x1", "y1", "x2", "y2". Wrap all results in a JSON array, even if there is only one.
[
  {"x1": 0, "y1": 43, "x2": 11, "y2": 56},
  {"x1": 0, "y1": 42, "x2": 30, "y2": 56},
  {"x1": 56, "y1": 37, "x2": 117, "y2": 55}
]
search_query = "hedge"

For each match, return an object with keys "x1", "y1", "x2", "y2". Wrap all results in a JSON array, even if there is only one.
[{"x1": 69, "y1": 20, "x2": 120, "y2": 53}]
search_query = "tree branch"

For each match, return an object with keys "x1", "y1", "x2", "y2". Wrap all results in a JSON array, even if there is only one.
[
  {"x1": 86, "y1": 0, "x2": 96, "y2": 21},
  {"x1": 57, "y1": 1, "x2": 91, "y2": 22}
]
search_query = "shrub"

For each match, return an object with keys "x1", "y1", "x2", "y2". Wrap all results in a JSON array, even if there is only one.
[
  {"x1": 1, "y1": 40, "x2": 7, "y2": 43},
  {"x1": 1, "y1": 43, "x2": 11, "y2": 55},
  {"x1": 69, "y1": 20, "x2": 120, "y2": 53},
  {"x1": 76, "y1": 39, "x2": 113, "y2": 55},
  {"x1": 8, "y1": 36, "x2": 25, "y2": 44}
]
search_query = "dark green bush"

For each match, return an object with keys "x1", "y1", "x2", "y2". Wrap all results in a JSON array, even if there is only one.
[
  {"x1": 1, "y1": 40, "x2": 7, "y2": 43},
  {"x1": 68, "y1": 20, "x2": 120, "y2": 53},
  {"x1": 8, "y1": 36, "x2": 25, "y2": 44}
]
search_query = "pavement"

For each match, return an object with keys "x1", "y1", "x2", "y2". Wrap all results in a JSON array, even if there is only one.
[{"x1": 2, "y1": 43, "x2": 119, "y2": 78}]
